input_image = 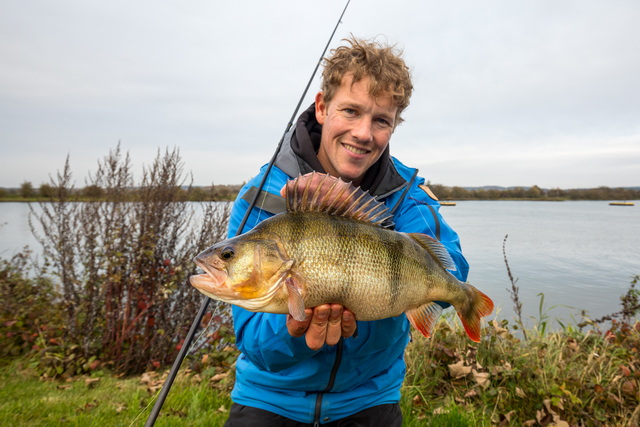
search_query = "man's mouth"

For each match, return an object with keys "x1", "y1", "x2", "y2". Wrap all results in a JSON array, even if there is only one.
[{"x1": 343, "y1": 144, "x2": 369, "y2": 155}]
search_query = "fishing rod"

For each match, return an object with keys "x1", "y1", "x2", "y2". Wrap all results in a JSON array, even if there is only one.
[{"x1": 144, "y1": 1, "x2": 351, "y2": 424}]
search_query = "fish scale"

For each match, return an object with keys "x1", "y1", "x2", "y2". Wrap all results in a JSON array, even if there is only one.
[{"x1": 273, "y1": 213, "x2": 413, "y2": 318}]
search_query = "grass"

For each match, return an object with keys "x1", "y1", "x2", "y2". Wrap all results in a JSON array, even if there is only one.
[{"x1": 0, "y1": 359, "x2": 232, "y2": 426}]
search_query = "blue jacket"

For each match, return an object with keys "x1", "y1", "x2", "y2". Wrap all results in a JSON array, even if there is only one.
[{"x1": 225, "y1": 106, "x2": 468, "y2": 424}]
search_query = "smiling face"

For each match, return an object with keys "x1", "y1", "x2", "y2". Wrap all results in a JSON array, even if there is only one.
[{"x1": 315, "y1": 74, "x2": 398, "y2": 186}]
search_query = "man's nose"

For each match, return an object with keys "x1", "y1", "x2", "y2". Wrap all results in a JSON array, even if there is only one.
[{"x1": 351, "y1": 117, "x2": 373, "y2": 142}]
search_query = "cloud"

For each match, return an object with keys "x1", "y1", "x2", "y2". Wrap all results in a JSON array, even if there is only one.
[{"x1": 1, "y1": 0, "x2": 639, "y2": 188}]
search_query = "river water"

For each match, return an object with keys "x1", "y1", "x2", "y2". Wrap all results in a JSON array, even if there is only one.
[
  {"x1": 1, "y1": 201, "x2": 638, "y2": 328},
  {"x1": 442, "y1": 201, "x2": 640, "y2": 327}
]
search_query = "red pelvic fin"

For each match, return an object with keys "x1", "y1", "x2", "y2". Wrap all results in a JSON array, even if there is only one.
[{"x1": 405, "y1": 302, "x2": 444, "y2": 338}]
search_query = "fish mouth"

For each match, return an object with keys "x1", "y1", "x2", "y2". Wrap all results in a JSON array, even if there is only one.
[
  {"x1": 190, "y1": 254, "x2": 287, "y2": 311},
  {"x1": 194, "y1": 257, "x2": 219, "y2": 279},
  {"x1": 189, "y1": 257, "x2": 229, "y2": 295}
]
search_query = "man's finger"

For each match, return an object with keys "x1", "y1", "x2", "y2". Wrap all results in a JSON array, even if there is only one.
[
  {"x1": 325, "y1": 304, "x2": 344, "y2": 346},
  {"x1": 341, "y1": 309, "x2": 357, "y2": 338},
  {"x1": 286, "y1": 309, "x2": 313, "y2": 337},
  {"x1": 304, "y1": 305, "x2": 330, "y2": 351}
]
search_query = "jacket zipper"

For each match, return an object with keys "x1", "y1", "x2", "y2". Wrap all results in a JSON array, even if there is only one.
[{"x1": 313, "y1": 338, "x2": 344, "y2": 426}]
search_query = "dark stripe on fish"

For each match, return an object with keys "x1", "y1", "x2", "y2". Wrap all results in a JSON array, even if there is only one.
[
  {"x1": 289, "y1": 213, "x2": 309, "y2": 248},
  {"x1": 370, "y1": 225, "x2": 402, "y2": 309},
  {"x1": 335, "y1": 219, "x2": 353, "y2": 303}
]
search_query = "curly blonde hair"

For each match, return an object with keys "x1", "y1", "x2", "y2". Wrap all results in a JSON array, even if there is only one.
[{"x1": 321, "y1": 36, "x2": 413, "y2": 124}]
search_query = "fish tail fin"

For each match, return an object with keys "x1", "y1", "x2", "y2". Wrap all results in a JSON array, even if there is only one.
[
  {"x1": 456, "y1": 284, "x2": 494, "y2": 342},
  {"x1": 405, "y1": 302, "x2": 444, "y2": 338}
]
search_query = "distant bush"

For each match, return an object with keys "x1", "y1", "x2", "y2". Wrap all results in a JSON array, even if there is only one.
[
  {"x1": 19, "y1": 181, "x2": 35, "y2": 198},
  {"x1": 429, "y1": 184, "x2": 640, "y2": 201}
]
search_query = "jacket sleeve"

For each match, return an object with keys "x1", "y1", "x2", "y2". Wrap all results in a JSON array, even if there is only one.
[{"x1": 227, "y1": 176, "x2": 323, "y2": 372}]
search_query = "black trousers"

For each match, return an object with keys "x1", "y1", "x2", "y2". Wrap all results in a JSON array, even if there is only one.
[{"x1": 224, "y1": 403, "x2": 403, "y2": 427}]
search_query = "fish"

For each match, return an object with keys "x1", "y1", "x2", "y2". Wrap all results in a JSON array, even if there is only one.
[{"x1": 190, "y1": 172, "x2": 494, "y2": 342}]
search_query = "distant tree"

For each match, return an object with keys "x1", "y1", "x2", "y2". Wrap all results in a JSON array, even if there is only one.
[
  {"x1": 188, "y1": 186, "x2": 207, "y2": 201},
  {"x1": 243, "y1": 181, "x2": 638, "y2": 202},
  {"x1": 217, "y1": 185, "x2": 234, "y2": 200},
  {"x1": 39, "y1": 183, "x2": 54, "y2": 198},
  {"x1": 469, "y1": 188, "x2": 484, "y2": 199},
  {"x1": 486, "y1": 189, "x2": 502, "y2": 199},
  {"x1": 19, "y1": 181, "x2": 35, "y2": 198},
  {"x1": 610, "y1": 187, "x2": 635, "y2": 201},
  {"x1": 548, "y1": 188, "x2": 565, "y2": 198},
  {"x1": 588, "y1": 187, "x2": 609, "y2": 200},
  {"x1": 509, "y1": 187, "x2": 526, "y2": 199},
  {"x1": 526, "y1": 185, "x2": 543, "y2": 199},
  {"x1": 82, "y1": 184, "x2": 104, "y2": 199},
  {"x1": 428, "y1": 183, "x2": 448, "y2": 200},
  {"x1": 189, "y1": 186, "x2": 220, "y2": 201},
  {"x1": 450, "y1": 186, "x2": 470, "y2": 199}
]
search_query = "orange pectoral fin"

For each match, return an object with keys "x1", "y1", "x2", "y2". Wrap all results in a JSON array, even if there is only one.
[{"x1": 405, "y1": 302, "x2": 444, "y2": 338}]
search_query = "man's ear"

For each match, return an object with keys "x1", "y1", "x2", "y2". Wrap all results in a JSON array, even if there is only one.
[{"x1": 315, "y1": 92, "x2": 326, "y2": 125}]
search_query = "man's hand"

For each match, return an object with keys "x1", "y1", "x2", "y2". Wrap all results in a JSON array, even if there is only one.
[{"x1": 286, "y1": 304, "x2": 356, "y2": 351}]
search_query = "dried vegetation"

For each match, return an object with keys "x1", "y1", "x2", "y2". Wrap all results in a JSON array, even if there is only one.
[{"x1": 2, "y1": 144, "x2": 232, "y2": 376}]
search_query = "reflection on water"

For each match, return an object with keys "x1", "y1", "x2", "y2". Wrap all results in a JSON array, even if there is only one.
[{"x1": 1, "y1": 201, "x2": 639, "y2": 326}]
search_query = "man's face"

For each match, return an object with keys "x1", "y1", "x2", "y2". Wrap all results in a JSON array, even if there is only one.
[{"x1": 315, "y1": 75, "x2": 398, "y2": 186}]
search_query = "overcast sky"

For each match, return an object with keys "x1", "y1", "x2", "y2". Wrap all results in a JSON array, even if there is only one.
[{"x1": 1, "y1": 0, "x2": 639, "y2": 189}]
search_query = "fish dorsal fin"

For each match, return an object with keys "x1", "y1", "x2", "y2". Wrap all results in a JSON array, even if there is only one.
[
  {"x1": 281, "y1": 172, "x2": 392, "y2": 226},
  {"x1": 408, "y1": 233, "x2": 457, "y2": 272}
]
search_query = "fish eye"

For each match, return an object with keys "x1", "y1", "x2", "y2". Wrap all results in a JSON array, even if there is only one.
[{"x1": 220, "y1": 247, "x2": 235, "y2": 260}]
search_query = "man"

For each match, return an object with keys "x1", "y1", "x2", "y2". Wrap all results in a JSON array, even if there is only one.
[{"x1": 224, "y1": 37, "x2": 468, "y2": 426}]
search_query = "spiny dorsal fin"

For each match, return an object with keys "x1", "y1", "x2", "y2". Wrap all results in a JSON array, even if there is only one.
[
  {"x1": 408, "y1": 233, "x2": 458, "y2": 271},
  {"x1": 280, "y1": 172, "x2": 392, "y2": 226}
]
